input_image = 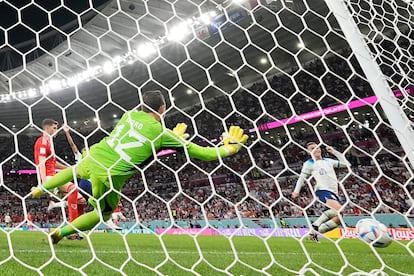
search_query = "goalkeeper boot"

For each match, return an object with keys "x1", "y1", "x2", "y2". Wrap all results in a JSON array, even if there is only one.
[
  {"x1": 66, "y1": 233, "x2": 84, "y2": 240},
  {"x1": 50, "y1": 230, "x2": 63, "y2": 244},
  {"x1": 31, "y1": 186, "x2": 44, "y2": 198}
]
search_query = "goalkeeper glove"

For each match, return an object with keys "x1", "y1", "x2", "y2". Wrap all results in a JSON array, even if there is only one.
[
  {"x1": 31, "y1": 186, "x2": 46, "y2": 198},
  {"x1": 221, "y1": 126, "x2": 249, "y2": 156},
  {"x1": 172, "y1": 123, "x2": 190, "y2": 140}
]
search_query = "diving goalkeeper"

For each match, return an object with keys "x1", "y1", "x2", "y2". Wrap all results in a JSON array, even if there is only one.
[{"x1": 31, "y1": 90, "x2": 248, "y2": 244}]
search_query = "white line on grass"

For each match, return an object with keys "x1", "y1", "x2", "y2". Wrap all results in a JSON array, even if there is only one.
[{"x1": 0, "y1": 249, "x2": 408, "y2": 257}]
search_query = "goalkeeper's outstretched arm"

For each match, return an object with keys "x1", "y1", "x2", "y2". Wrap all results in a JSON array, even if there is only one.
[{"x1": 165, "y1": 124, "x2": 249, "y2": 161}]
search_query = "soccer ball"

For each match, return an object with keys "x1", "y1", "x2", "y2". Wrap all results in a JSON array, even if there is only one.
[{"x1": 355, "y1": 219, "x2": 392, "y2": 248}]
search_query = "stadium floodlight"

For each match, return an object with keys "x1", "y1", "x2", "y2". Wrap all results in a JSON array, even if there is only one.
[
  {"x1": 73, "y1": 121, "x2": 77, "y2": 124},
  {"x1": 60, "y1": 79, "x2": 68, "y2": 88},
  {"x1": 48, "y1": 79, "x2": 62, "y2": 91},
  {"x1": 186, "y1": 18, "x2": 194, "y2": 25},
  {"x1": 27, "y1": 88, "x2": 37, "y2": 97},
  {"x1": 186, "y1": 89, "x2": 193, "y2": 94},
  {"x1": 137, "y1": 43, "x2": 157, "y2": 58},
  {"x1": 84, "y1": 66, "x2": 98, "y2": 78},
  {"x1": 297, "y1": 42, "x2": 305, "y2": 48},
  {"x1": 259, "y1": 57, "x2": 268, "y2": 64},
  {"x1": 39, "y1": 84, "x2": 50, "y2": 95},
  {"x1": 113, "y1": 55, "x2": 122, "y2": 64},
  {"x1": 200, "y1": 14, "x2": 211, "y2": 24},
  {"x1": 167, "y1": 23, "x2": 190, "y2": 41},
  {"x1": 103, "y1": 61, "x2": 114, "y2": 74},
  {"x1": 113, "y1": 114, "x2": 117, "y2": 118},
  {"x1": 48, "y1": 80, "x2": 60, "y2": 91},
  {"x1": 209, "y1": 10, "x2": 217, "y2": 17},
  {"x1": 67, "y1": 76, "x2": 80, "y2": 87}
]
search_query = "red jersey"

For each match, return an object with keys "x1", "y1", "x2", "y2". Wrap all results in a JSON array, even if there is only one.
[
  {"x1": 114, "y1": 207, "x2": 121, "y2": 213},
  {"x1": 34, "y1": 135, "x2": 56, "y2": 177},
  {"x1": 27, "y1": 214, "x2": 33, "y2": 222}
]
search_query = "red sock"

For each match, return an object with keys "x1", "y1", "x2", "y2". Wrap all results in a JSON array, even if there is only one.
[{"x1": 67, "y1": 183, "x2": 79, "y2": 222}]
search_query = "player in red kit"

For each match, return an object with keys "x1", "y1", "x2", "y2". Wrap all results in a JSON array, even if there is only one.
[
  {"x1": 107, "y1": 202, "x2": 126, "y2": 230},
  {"x1": 27, "y1": 212, "x2": 34, "y2": 230},
  {"x1": 34, "y1": 119, "x2": 67, "y2": 182},
  {"x1": 34, "y1": 119, "x2": 82, "y2": 238},
  {"x1": 47, "y1": 126, "x2": 88, "y2": 240}
]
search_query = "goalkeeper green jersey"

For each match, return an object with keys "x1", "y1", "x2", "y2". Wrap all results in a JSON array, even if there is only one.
[{"x1": 88, "y1": 110, "x2": 227, "y2": 176}]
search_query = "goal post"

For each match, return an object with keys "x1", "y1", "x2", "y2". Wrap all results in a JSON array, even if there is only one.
[
  {"x1": 325, "y1": 0, "x2": 414, "y2": 167},
  {"x1": 0, "y1": 0, "x2": 413, "y2": 275}
]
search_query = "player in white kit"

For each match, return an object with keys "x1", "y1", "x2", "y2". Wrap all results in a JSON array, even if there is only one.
[{"x1": 292, "y1": 142, "x2": 351, "y2": 242}]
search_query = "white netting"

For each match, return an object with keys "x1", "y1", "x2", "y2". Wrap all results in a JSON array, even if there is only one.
[{"x1": 0, "y1": 0, "x2": 413, "y2": 275}]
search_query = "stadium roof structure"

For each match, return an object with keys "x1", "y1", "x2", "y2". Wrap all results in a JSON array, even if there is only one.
[{"x1": 0, "y1": 0, "x2": 357, "y2": 129}]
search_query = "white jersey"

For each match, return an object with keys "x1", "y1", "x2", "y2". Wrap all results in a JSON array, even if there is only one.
[
  {"x1": 294, "y1": 149, "x2": 350, "y2": 197},
  {"x1": 301, "y1": 158, "x2": 340, "y2": 194},
  {"x1": 74, "y1": 151, "x2": 82, "y2": 164},
  {"x1": 5, "y1": 215, "x2": 11, "y2": 223},
  {"x1": 74, "y1": 151, "x2": 91, "y2": 183}
]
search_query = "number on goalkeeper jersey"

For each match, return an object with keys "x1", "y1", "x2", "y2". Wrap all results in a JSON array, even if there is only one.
[{"x1": 106, "y1": 123, "x2": 147, "y2": 162}]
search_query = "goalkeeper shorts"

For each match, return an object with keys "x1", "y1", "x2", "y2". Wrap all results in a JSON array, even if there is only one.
[{"x1": 77, "y1": 157, "x2": 133, "y2": 213}]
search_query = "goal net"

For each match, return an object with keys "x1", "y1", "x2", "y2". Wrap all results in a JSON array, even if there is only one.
[{"x1": 0, "y1": 0, "x2": 413, "y2": 275}]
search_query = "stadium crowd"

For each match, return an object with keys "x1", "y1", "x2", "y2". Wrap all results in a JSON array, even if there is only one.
[{"x1": 1, "y1": 48, "x2": 413, "y2": 227}]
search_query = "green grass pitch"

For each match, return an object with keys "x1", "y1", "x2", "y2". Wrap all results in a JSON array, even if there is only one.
[{"x1": 0, "y1": 231, "x2": 412, "y2": 275}]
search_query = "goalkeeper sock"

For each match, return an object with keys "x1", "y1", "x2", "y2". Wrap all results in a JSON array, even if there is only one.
[
  {"x1": 318, "y1": 219, "x2": 340, "y2": 234},
  {"x1": 42, "y1": 167, "x2": 76, "y2": 191},
  {"x1": 313, "y1": 209, "x2": 338, "y2": 227},
  {"x1": 60, "y1": 210, "x2": 100, "y2": 237},
  {"x1": 67, "y1": 183, "x2": 79, "y2": 222}
]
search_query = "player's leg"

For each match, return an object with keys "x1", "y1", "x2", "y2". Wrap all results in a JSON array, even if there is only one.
[
  {"x1": 78, "y1": 179, "x2": 92, "y2": 201},
  {"x1": 65, "y1": 183, "x2": 79, "y2": 223},
  {"x1": 44, "y1": 175, "x2": 69, "y2": 212},
  {"x1": 106, "y1": 213, "x2": 121, "y2": 230},
  {"x1": 77, "y1": 196, "x2": 86, "y2": 216},
  {"x1": 307, "y1": 190, "x2": 341, "y2": 242},
  {"x1": 119, "y1": 212, "x2": 126, "y2": 221},
  {"x1": 31, "y1": 167, "x2": 77, "y2": 197},
  {"x1": 113, "y1": 213, "x2": 119, "y2": 227},
  {"x1": 51, "y1": 174, "x2": 128, "y2": 243},
  {"x1": 317, "y1": 199, "x2": 341, "y2": 234},
  {"x1": 51, "y1": 175, "x2": 106, "y2": 243},
  {"x1": 47, "y1": 200, "x2": 67, "y2": 212},
  {"x1": 311, "y1": 208, "x2": 338, "y2": 229}
]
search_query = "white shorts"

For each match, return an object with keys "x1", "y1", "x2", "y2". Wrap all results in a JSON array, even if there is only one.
[{"x1": 112, "y1": 212, "x2": 126, "y2": 221}]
